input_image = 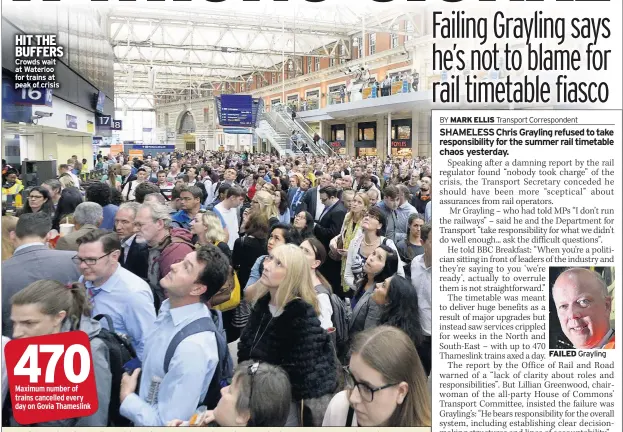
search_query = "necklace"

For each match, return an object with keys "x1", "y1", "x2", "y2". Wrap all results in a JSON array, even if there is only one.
[
  {"x1": 363, "y1": 236, "x2": 379, "y2": 247},
  {"x1": 250, "y1": 312, "x2": 275, "y2": 355}
]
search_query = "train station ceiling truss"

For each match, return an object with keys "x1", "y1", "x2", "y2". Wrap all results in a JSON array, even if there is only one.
[{"x1": 106, "y1": 4, "x2": 422, "y2": 109}]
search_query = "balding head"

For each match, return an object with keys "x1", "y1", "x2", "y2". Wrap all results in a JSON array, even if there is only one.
[{"x1": 552, "y1": 268, "x2": 611, "y2": 349}]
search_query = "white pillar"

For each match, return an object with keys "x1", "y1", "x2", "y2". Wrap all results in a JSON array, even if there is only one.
[{"x1": 387, "y1": 111, "x2": 392, "y2": 158}]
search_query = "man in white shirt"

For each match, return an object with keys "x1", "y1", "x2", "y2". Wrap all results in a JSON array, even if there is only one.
[
  {"x1": 167, "y1": 162, "x2": 181, "y2": 182},
  {"x1": 410, "y1": 223, "x2": 432, "y2": 375},
  {"x1": 215, "y1": 185, "x2": 245, "y2": 249},
  {"x1": 59, "y1": 163, "x2": 80, "y2": 187}
]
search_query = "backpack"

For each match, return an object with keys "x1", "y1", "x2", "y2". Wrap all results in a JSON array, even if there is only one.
[
  {"x1": 315, "y1": 286, "x2": 351, "y2": 361},
  {"x1": 163, "y1": 310, "x2": 234, "y2": 410},
  {"x1": 92, "y1": 314, "x2": 136, "y2": 427}
]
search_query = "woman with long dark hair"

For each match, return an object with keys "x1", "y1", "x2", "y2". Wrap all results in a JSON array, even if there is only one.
[
  {"x1": 293, "y1": 211, "x2": 314, "y2": 239},
  {"x1": 373, "y1": 275, "x2": 429, "y2": 375},
  {"x1": 396, "y1": 213, "x2": 425, "y2": 264},
  {"x1": 349, "y1": 244, "x2": 399, "y2": 338},
  {"x1": 52, "y1": 186, "x2": 83, "y2": 231},
  {"x1": 344, "y1": 207, "x2": 404, "y2": 292},
  {"x1": 274, "y1": 190, "x2": 290, "y2": 224},
  {"x1": 21, "y1": 186, "x2": 55, "y2": 215}
]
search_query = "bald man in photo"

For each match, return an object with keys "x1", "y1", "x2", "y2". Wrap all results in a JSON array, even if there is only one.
[{"x1": 552, "y1": 268, "x2": 615, "y2": 349}]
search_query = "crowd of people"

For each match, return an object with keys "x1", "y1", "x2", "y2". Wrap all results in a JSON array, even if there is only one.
[{"x1": 1, "y1": 150, "x2": 433, "y2": 427}]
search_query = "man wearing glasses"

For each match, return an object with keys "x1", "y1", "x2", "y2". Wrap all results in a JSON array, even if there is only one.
[{"x1": 75, "y1": 229, "x2": 156, "y2": 360}]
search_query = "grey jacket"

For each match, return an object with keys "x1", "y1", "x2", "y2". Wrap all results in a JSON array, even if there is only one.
[
  {"x1": 2, "y1": 245, "x2": 81, "y2": 337},
  {"x1": 10, "y1": 316, "x2": 111, "y2": 426},
  {"x1": 55, "y1": 224, "x2": 99, "y2": 252},
  {"x1": 349, "y1": 287, "x2": 381, "y2": 336}
]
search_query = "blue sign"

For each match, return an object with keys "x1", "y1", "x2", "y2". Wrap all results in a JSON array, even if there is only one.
[
  {"x1": 142, "y1": 128, "x2": 152, "y2": 132},
  {"x1": 112, "y1": 119, "x2": 123, "y2": 130},
  {"x1": 66, "y1": 114, "x2": 78, "y2": 130},
  {"x1": 132, "y1": 144, "x2": 175, "y2": 150},
  {"x1": 12, "y1": 88, "x2": 53, "y2": 107},
  {"x1": 220, "y1": 94, "x2": 253, "y2": 127},
  {"x1": 223, "y1": 127, "x2": 253, "y2": 134},
  {"x1": 2, "y1": 80, "x2": 32, "y2": 123}
]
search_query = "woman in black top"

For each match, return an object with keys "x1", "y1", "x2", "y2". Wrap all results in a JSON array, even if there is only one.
[
  {"x1": 396, "y1": 213, "x2": 425, "y2": 265},
  {"x1": 233, "y1": 213, "x2": 269, "y2": 289},
  {"x1": 238, "y1": 243, "x2": 337, "y2": 427},
  {"x1": 52, "y1": 187, "x2": 83, "y2": 231},
  {"x1": 349, "y1": 244, "x2": 399, "y2": 338},
  {"x1": 372, "y1": 275, "x2": 430, "y2": 375}
]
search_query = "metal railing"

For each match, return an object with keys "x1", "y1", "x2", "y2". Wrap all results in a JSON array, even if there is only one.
[{"x1": 273, "y1": 105, "x2": 339, "y2": 158}]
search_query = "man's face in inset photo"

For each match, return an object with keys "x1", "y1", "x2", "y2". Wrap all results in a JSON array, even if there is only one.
[{"x1": 552, "y1": 269, "x2": 612, "y2": 349}]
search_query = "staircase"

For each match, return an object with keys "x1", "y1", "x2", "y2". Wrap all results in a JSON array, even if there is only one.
[
  {"x1": 272, "y1": 105, "x2": 341, "y2": 157},
  {"x1": 255, "y1": 117, "x2": 303, "y2": 157}
]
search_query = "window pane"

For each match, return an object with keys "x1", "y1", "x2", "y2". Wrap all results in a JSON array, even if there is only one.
[
  {"x1": 398, "y1": 126, "x2": 411, "y2": 139},
  {"x1": 363, "y1": 128, "x2": 375, "y2": 140}
]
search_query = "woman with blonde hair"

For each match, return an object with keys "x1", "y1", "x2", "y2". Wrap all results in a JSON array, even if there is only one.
[
  {"x1": 101, "y1": 164, "x2": 122, "y2": 191},
  {"x1": 238, "y1": 244, "x2": 337, "y2": 426},
  {"x1": 191, "y1": 210, "x2": 228, "y2": 248},
  {"x1": 246, "y1": 190, "x2": 279, "y2": 227},
  {"x1": 2, "y1": 215, "x2": 18, "y2": 261},
  {"x1": 322, "y1": 326, "x2": 431, "y2": 427},
  {"x1": 192, "y1": 210, "x2": 239, "y2": 341},
  {"x1": 330, "y1": 192, "x2": 370, "y2": 297},
  {"x1": 59, "y1": 173, "x2": 76, "y2": 189}
]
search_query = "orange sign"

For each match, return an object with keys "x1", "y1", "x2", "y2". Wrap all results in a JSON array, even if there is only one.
[
  {"x1": 129, "y1": 149, "x2": 143, "y2": 160},
  {"x1": 110, "y1": 144, "x2": 123, "y2": 155},
  {"x1": 391, "y1": 82, "x2": 403, "y2": 95}
]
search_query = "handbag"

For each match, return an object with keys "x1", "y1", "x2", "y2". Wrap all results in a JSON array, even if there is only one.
[
  {"x1": 328, "y1": 235, "x2": 344, "y2": 261},
  {"x1": 210, "y1": 242, "x2": 241, "y2": 312},
  {"x1": 232, "y1": 299, "x2": 251, "y2": 328},
  {"x1": 211, "y1": 268, "x2": 241, "y2": 312}
]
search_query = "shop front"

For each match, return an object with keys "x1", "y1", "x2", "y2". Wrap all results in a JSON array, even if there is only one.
[
  {"x1": 356, "y1": 121, "x2": 377, "y2": 157},
  {"x1": 390, "y1": 119, "x2": 412, "y2": 158},
  {"x1": 330, "y1": 124, "x2": 346, "y2": 155}
]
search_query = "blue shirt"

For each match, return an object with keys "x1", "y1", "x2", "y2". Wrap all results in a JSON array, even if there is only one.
[
  {"x1": 101, "y1": 204, "x2": 119, "y2": 230},
  {"x1": 80, "y1": 264, "x2": 156, "y2": 360},
  {"x1": 172, "y1": 208, "x2": 226, "y2": 230},
  {"x1": 244, "y1": 255, "x2": 266, "y2": 289},
  {"x1": 278, "y1": 208, "x2": 291, "y2": 224},
  {"x1": 120, "y1": 301, "x2": 218, "y2": 426}
]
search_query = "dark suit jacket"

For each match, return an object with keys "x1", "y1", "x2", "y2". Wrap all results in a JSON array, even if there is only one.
[
  {"x1": 288, "y1": 187, "x2": 306, "y2": 218},
  {"x1": 2, "y1": 245, "x2": 81, "y2": 337},
  {"x1": 313, "y1": 201, "x2": 347, "y2": 250},
  {"x1": 301, "y1": 187, "x2": 319, "y2": 220},
  {"x1": 55, "y1": 224, "x2": 99, "y2": 252},
  {"x1": 119, "y1": 236, "x2": 149, "y2": 279}
]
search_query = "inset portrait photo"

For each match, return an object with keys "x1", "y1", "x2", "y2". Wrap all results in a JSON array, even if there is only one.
[{"x1": 549, "y1": 267, "x2": 615, "y2": 350}]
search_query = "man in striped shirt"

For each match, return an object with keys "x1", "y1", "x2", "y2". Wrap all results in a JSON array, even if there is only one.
[{"x1": 156, "y1": 170, "x2": 174, "y2": 201}]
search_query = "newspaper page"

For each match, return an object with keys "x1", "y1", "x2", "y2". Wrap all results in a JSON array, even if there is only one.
[{"x1": 431, "y1": 0, "x2": 622, "y2": 431}]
